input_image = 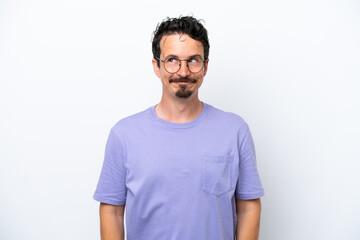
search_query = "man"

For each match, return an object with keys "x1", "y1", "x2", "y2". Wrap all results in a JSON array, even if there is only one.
[{"x1": 94, "y1": 16, "x2": 264, "y2": 240}]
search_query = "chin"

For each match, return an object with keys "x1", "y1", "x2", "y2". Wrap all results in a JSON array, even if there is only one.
[{"x1": 175, "y1": 90, "x2": 193, "y2": 98}]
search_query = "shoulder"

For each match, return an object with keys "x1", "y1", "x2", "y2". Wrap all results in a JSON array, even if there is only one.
[
  {"x1": 205, "y1": 103, "x2": 249, "y2": 131},
  {"x1": 110, "y1": 106, "x2": 152, "y2": 137}
]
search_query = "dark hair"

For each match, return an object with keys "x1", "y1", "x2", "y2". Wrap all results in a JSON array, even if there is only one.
[{"x1": 152, "y1": 16, "x2": 210, "y2": 67}]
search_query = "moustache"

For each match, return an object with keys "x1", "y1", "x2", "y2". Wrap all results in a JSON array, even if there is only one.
[{"x1": 169, "y1": 77, "x2": 198, "y2": 83}]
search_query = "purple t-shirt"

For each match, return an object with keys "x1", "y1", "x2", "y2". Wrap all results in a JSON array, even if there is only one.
[{"x1": 94, "y1": 102, "x2": 264, "y2": 240}]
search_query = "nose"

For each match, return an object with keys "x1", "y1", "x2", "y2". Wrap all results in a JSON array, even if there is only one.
[{"x1": 177, "y1": 60, "x2": 191, "y2": 77}]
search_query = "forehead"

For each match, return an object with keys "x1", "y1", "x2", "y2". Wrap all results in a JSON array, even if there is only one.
[{"x1": 159, "y1": 33, "x2": 204, "y2": 58}]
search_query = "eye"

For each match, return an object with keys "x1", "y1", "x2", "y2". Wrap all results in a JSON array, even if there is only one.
[
  {"x1": 188, "y1": 57, "x2": 203, "y2": 64},
  {"x1": 167, "y1": 57, "x2": 178, "y2": 63},
  {"x1": 189, "y1": 57, "x2": 203, "y2": 63}
]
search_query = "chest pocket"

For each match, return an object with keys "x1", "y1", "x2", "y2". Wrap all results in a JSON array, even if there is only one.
[{"x1": 202, "y1": 155, "x2": 233, "y2": 197}]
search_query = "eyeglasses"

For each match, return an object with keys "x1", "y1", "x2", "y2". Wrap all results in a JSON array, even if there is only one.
[{"x1": 156, "y1": 56, "x2": 205, "y2": 74}]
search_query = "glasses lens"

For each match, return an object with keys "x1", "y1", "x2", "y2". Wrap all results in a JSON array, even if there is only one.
[
  {"x1": 164, "y1": 57, "x2": 204, "y2": 73},
  {"x1": 164, "y1": 58, "x2": 180, "y2": 73},
  {"x1": 188, "y1": 57, "x2": 204, "y2": 73}
]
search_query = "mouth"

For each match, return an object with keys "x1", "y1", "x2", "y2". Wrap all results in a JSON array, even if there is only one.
[{"x1": 174, "y1": 81, "x2": 192, "y2": 84}]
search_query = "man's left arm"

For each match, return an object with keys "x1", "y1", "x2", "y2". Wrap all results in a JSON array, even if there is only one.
[{"x1": 235, "y1": 198, "x2": 261, "y2": 240}]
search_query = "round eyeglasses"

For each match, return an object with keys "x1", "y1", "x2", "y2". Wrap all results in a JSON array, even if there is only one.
[{"x1": 156, "y1": 56, "x2": 205, "y2": 74}]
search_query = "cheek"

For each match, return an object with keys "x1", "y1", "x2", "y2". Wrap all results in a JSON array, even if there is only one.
[
  {"x1": 195, "y1": 73, "x2": 205, "y2": 82},
  {"x1": 160, "y1": 67, "x2": 170, "y2": 76}
]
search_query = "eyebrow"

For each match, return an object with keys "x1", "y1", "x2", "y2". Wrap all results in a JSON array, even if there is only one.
[{"x1": 163, "y1": 54, "x2": 203, "y2": 60}]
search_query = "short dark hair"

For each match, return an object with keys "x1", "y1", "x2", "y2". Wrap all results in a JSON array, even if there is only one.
[{"x1": 152, "y1": 16, "x2": 210, "y2": 67}]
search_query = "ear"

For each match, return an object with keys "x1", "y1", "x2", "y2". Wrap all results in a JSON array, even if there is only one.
[
  {"x1": 152, "y1": 58, "x2": 161, "y2": 78},
  {"x1": 203, "y1": 58, "x2": 209, "y2": 76}
]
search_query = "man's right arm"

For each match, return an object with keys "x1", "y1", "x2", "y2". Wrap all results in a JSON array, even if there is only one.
[{"x1": 99, "y1": 203, "x2": 125, "y2": 240}]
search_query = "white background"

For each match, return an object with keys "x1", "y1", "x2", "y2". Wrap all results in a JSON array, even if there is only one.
[{"x1": 1, "y1": 0, "x2": 359, "y2": 239}]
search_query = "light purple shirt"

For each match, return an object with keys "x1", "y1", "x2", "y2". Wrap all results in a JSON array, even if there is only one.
[{"x1": 94, "y1": 102, "x2": 264, "y2": 240}]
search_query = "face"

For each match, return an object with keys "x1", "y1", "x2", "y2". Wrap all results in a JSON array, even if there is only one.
[{"x1": 152, "y1": 33, "x2": 209, "y2": 100}]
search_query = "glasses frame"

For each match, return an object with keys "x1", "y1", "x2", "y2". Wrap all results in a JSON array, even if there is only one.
[{"x1": 156, "y1": 56, "x2": 206, "y2": 74}]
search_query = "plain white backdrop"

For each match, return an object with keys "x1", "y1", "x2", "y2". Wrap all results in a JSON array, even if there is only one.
[{"x1": 1, "y1": 0, "x2": 359, "y2": 239}]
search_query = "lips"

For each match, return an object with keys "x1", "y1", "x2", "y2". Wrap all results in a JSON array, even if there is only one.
[{"x1": 172, "y1": 81, "x2": 193, "y2": 85}]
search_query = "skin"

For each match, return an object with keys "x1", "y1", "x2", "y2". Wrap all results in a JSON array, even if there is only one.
[
  {"x1": 99, "y1": 203, "x2": 125, "y2": 240},
  {"x1": 151, "y1": 33, "x2": 209, "y2": 123},
  {"x1": 236, "y1": 198, "x2": 262, "y2": 240},
  {"x1": 99, "y1": 33, "x2": 262, "y2": 240}
]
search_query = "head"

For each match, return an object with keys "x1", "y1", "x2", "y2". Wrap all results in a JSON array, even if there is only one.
[
  {"x1": 152, "y1": 16, "x2": 210, "y2": 68},
  {"x1": 151, "y1": 16, "x2": 210, "y2": 100}
]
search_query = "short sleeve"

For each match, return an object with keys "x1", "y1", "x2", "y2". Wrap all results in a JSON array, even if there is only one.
[
  {"x1": 235, "y1": 125, "x2": 264, "y2": 200},
  {"x1": 93, "y1": 128, "x2": 127, "y2": 205}
]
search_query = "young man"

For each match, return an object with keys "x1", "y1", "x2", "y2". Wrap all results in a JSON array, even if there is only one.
[{"x1": 94, "y1": 16, "x2": 264, "y2": 240}]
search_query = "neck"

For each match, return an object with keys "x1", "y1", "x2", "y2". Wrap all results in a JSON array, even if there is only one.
[{"x1": 155, "y1": 95, "x2": 203, "y2": 123}]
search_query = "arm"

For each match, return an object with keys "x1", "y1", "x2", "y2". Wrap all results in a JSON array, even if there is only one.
[
  {"x1": 236, "y1": 198, "x2": 261, "y2": 240},
  {"x1": 99, "y1": 203, "x2": 125, "y2": 240}
]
